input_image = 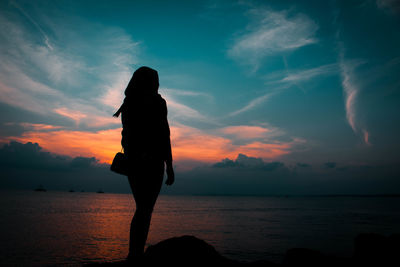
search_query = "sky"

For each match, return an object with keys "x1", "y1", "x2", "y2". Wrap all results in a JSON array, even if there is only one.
[{"x1": 0, "y1": 0, "x2": 400, "y2": 195}]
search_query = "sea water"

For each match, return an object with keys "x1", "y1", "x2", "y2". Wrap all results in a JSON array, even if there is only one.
[{"x1": 1, "y1": 190, "x2": 399, "y2": 266}]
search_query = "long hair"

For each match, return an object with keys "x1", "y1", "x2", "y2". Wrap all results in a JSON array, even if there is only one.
[{"x1": 113, "y1": 66, "x2": 159, "y2": 117}]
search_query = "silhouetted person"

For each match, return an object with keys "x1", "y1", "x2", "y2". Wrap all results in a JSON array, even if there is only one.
[{"x1": 113, "y1": 66, "x2": 174, "y2": 261}]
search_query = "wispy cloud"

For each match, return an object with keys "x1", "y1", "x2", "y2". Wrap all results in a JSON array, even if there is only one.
[
  {"x1": 363, "y1": 129, "x2": 371, "y2": 146},
  {"x1": 217, "y1": 125, "x2": 273, "y2": 140},
  {"x1": 0, "y1": 79, "x2": 50, "y2": 115},
  {"x1": 229, "y1": 91, "x2": 276, "y2": 116},
  {"x1": 98, "y1": 71, "x2": 132, "y2": 109},
  {"x1": 5, "y1": 122, "x2": 63, "y2": 131},
  {"x1": 339, "y1": 58, "x2": 359, "y2": 132},
  {"x1": 160, "y1": 87, "x2": 217, "y2": 124},
  {"x1": 0, "y1": 68, "x2": 120, "y2": 129},
  {"x1": 166, "y1": 97, "x2": 209, "y2": 122},
  {"x1": 216, "y1": 124, "x2": 284, "y2": 142},
  {"x1": 332, "y1": 5, "x2": 371, "y2": 146},
  {"x1": 53, "y1": 108, "x2": 87, "y2": 124},
  {"x1": 0, "y1": 6, "x2": 138, "y2": 130},
  {"x1": 100, "y1": 84, "x2": 215, "y2": 125},
  {"x1": 160, "y1": 88, "x2": 213, "y2": 100},
  {"x1": 338, "y1": 45, "x2": 370, "y2": 144},
  {"x1": 261, "y1": 62, "x2": 339, "y2": 94},
  {"x1": 339, "y1": 51, "x2": 363, "y2": 132},
  {"x1": 229, "y1": 62, "x2": 338, "y2": 117},
  {"x1": 228, "y1": 8, "x2": 318, "y2": 70},
  {"x1": 10, "y1": 0, "x2": 54, "y2": 50},
  {"x1": 280, "y1": 63, "x2": 338, "y2": 83}
]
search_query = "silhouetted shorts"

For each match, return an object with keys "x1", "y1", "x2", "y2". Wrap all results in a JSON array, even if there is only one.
[{"x1": 127, "y1": 157, "x2": 165, "y2": 208}]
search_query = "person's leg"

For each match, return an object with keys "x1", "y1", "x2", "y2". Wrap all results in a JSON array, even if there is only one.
[
  {"x1": 127, "y1": 160, "x2": 164, "y2": 259},
  {"x1": 127, "y1": 177, "x2": 145, "y2": 260}
]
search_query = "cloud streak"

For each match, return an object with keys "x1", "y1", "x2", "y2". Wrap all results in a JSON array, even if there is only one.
[
  {"x1": 160, "y1": 87, "x2": 217, "y2": 124},
  {"x1": 10, "y1": 0, "x2": 54, "y2": 50},
  {"x1": 339, "y1": 58, "x2": 359, "y2": 133},
  {"x1": 228, "y1": 8, "x2": 318, "y2": 69},
  {"x1": 217, "y1": 125, "x2": 278, "y2": 140},
  {"x1": 280, "y1": 63, "x2": 338, "y2": 84},
  {"x1": 338, "y1": 45, "x2": 370, "y2": 144},
  {"x1": 160, "y1": 87, "x2": 213, "y2": 100},
  {"x1": 229, "y1": 92, "x2": 276, "y2": 116},
  {"x1": 0, "y1": 8, "x2": 138, "y2": 130},
  {"x1": 226, "y1": 7, "x2": 323, "y2": 117}
]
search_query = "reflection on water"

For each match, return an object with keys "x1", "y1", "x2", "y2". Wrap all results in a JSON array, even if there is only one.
[
  {"x1": 0, "y1": 191, "x2": 400, "y2": 265},
  {"x1": 0, "y1": 191, "x2": 132, "y2": 265}
]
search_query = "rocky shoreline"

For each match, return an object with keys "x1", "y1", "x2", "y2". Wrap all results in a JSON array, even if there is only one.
[{"x1": 85, "y1": 233, "x2": 400, "y2": 266}]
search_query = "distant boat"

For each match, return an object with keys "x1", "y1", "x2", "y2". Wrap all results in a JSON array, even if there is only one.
[
  {"x1": 34, "y1": 185, "x2": 46, "y2": 192},
  {"x1": 69, "y1": 189, "x2": 75, "y2": 192},
  {"x1": 97, "y1": 190, "x2": 104, "y2": 194}
]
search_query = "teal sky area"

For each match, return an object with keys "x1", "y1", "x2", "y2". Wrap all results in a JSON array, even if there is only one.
[{"x1": 1, "y1": 0, "x2": 400, "y2": 194}]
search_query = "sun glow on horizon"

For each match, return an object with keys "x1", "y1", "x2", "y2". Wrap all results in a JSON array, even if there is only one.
[{"x1": 5, "y1": 123, "x2": 299, "y2": 166}]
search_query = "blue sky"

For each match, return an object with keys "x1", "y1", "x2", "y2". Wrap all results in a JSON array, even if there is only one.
[{"x1": 0, "y1": 0, "x2": 400, "y2": 194}]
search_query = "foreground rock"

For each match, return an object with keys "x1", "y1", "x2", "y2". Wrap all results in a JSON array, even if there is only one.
[
  {"x1": 85, "y1": 233, "x2": 400, "y2": 266},
  {"x1": 144, "y1": 235, "x2": 282, "y2": 266},
  {"x1": 353, "y1": 233, "x2": 400, "y2": 266},
  {"x1": 144, "y1": 235, "x2": 229, "y2": 265}
]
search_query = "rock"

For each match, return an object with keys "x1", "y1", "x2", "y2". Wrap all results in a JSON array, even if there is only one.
[
  {"x1": 354, "y1": 233, "x2": 400, "y2": 266},
  {"x1": 144, "y1": 235, "x2": 280, "y2": 266},
  {"x1": 246, "y1": 259, "x2": 282, "y2": 266},
  {"x1": 84, "y1": 233, "x2": 400, "y2": 267},
  {"x1": 387, "y1": 234, "x2": 400, "y2": 262},
  {"x1": 283, "y1": 248, "x2": 350, "y2": 267},
  {"x1": 84, "y1": 235, "x2": 280, "y2": 266},
  {"x1": 283, "y1": 248, "x2": 325, "y2": 266},
  {"x1": 144, "y1": 235, "x2": 233, "y2": 265}
]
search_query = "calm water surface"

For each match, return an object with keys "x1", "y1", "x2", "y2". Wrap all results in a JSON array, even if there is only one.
[{"x1": 1, "y1": 190, "x2": 400, "y2": 265}]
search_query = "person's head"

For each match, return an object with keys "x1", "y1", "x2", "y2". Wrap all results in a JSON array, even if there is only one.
[{"x1": 125, "y1": 66, "x2": 159, "y2": 97}]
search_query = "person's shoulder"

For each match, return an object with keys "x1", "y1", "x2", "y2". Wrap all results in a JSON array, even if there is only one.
[
  {"x1": 157, "y1": 94, "x2": 167, "y2": 105},
  {"x1": 157, "y1": 94, "x2": 168, "y2": 115}
]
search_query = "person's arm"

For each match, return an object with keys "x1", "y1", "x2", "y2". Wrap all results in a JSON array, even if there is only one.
[
  {"x1": 165, "y1": 159, "x2": 174, "y2": 186},
  {"x1": 165, "y1": 128, "x2": 174, "y2": 185},
  {"x1": 162, "y1": 99, "x2": 174, "y2": 186}
]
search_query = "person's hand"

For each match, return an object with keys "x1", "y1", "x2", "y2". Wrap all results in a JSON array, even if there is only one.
[{"x1": 165, "y1": 162, "x2": 175, "y2": 186}]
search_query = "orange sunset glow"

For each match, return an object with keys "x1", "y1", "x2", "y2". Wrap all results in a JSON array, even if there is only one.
[{"x1": 7, "y1": 123, "x2": 298, "y2": 165}]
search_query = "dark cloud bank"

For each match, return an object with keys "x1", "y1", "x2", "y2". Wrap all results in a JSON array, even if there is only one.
[
  {"x1": 0, "y1": 141, "x2": 125, "y2": 193},
  {"x1": 1, "y1": 141, "x2": 399, "y2": 195}
]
